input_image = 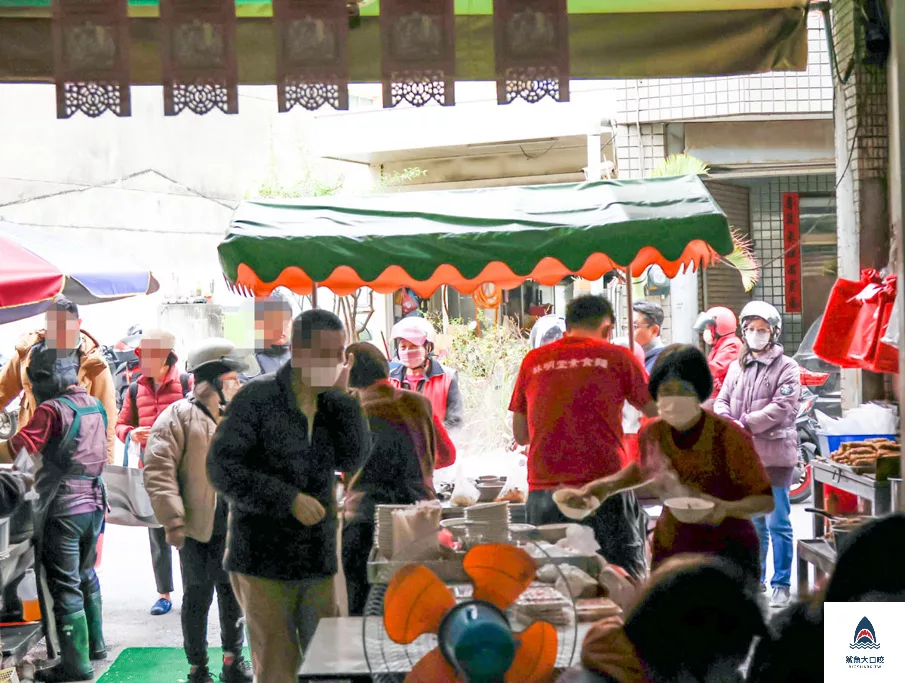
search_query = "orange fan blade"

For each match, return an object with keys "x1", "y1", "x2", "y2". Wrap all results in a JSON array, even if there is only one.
[
  {"x1": 384, "y1": 565, "x2": 456, "y2": 644},
  {"x1": 405, "y1": 647, "x2": 461, "y2": 683},
  {"x1": 462, "y1": 544, "x2": 536, "y2": 611},
  {"x1": 505, "y1": 621, "x2": 559, "y2": 683}
]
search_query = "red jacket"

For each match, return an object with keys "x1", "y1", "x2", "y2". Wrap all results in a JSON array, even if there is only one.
[
  {"x1": 115, "y1": 364, "x2": 192, "y2": 442},
  {"x1": 708, "y1": 334, "x2": 745, "y2": 398},
  {"x1": 389, "y1": 359, "x2": 463, "y2": 431}
]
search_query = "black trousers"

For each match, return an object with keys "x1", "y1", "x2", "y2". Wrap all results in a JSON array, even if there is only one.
[
  {"x1": 341, "y1": 521, "x2": 374, "y2": 617},
  {"x1": 179, "y1": 531, "x2": 245, "y2": 666},
  {"x1": 527, "y1": 489, "x2": 648, "y2": 580},
  {"x1": 42, "y1": 510, "x2": 104, "y2": 617},
  {"x1": 149, "y1": 525, "x2": 174, "y2": 595}
]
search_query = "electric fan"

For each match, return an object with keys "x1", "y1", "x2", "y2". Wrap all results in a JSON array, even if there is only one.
[{"x1": 363, "y1": 539, "x2": 578, "y2": 683}]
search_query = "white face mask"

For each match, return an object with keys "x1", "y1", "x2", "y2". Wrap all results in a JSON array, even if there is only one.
[
  {"x1": 745, "y1": 330, "x2": 771, "y2": 351},
  {"x1": 220, "y1": 378, "x2": 240, "y2": 403},
  {"x1": 702, "y1": 329, "x2": 714, "y2": 346},
  {"x1": 303, "y1": 362, "x2": 342, "y2": 389},
  {"x1": 657, "y1": 396, "x2": 702, "y2": 430}
]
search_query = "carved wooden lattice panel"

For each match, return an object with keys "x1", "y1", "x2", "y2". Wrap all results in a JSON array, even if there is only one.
[
  {"x1": 380, "y1": 0, "x2": 455, "y2": 108},
  {"x1": 493, "y1": 0, "x2": 570, "y2": 105},
  {"x1": 160, "y1": 0, "x2": 239, "y2": 116},
  {"x1": 52, "y1": 0, "x2": 131, "y2": 119},
  {"x1": 273, "y1": 0, "x2": 349, "y2": 112}
]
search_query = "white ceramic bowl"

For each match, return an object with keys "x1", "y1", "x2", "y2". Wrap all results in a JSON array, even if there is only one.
[
  {"x1": 552, "y1": 489, "x2": 601, "y2": 520},
  {"x1": 664, "y1": 497, "x2": 715, "y2": 524}
]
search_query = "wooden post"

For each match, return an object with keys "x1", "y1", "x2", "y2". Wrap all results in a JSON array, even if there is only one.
[{"x1": 311, "y1": 284, "x2": 319, "y2": 309}]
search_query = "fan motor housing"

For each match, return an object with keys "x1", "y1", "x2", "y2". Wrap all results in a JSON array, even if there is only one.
[{"x1": 437, "y1": 600, "x2": 516, "y2": 682}]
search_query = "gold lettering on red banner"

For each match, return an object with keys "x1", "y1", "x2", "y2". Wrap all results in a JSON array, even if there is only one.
[{"x1": 782, "y1": 192, "x2": 802, "y2": 314}]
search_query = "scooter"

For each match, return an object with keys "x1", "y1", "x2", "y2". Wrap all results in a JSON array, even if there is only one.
[
  {"x1": 790, "y1": 375, "x2": 824, "y2": 505},
  {"x1": 0, "y1": 392, "x2": 19, "y2": 440}
]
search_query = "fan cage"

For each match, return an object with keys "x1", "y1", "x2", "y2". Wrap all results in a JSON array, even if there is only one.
[{"x1": 362, "y1": 538, "x2": 580, "y2": 681}]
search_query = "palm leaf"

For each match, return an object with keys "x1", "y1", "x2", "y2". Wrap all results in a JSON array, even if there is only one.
[
  {"x1": 649, "y1": 154, "x2": 710, "y2": 178},
  {"x1": 719, "y1": 229, "x2": 761, "y2": 292}
]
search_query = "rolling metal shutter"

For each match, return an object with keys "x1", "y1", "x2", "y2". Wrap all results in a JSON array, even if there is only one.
[{"x1": 700, "y1": 181, "x2": 752, "y2": 318}]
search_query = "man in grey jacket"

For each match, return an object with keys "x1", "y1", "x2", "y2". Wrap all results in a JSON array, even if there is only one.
[{"x1": 239, "y1": 295, "x2": 292, "y2": 383}]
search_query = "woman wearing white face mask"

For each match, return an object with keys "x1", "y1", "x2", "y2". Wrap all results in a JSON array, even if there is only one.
[
  {"x1": 714, "y1": 301, "x2": 801, "y2": 609},
  {"x1": 567, "y1": 345, "x2": 773, "y2": 581},
  {"x1": 388, "y1": 316, "x2": 463, "y2": 432}
]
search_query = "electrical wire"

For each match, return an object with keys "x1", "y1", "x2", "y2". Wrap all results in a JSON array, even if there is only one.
[{"x1": 0, "y1": 168, "x2": 239, "y2": 209}]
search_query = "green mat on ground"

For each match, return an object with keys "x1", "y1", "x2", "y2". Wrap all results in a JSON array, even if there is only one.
[{"x1": 98, "y1": 648, "x2": 251, "y2": 683}]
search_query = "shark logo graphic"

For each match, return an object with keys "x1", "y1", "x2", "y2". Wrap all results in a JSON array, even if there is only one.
[{"x1": 851, "y1": 616, "x2": 881, "y2": 650}]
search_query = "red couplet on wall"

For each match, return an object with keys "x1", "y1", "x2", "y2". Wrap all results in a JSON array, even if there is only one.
[{"x1": 782, "y1": 192, "x2": 803, "y2": 314}]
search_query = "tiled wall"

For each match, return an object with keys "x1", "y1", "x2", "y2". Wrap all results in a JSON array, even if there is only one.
[
  {"x1": 834, "y1": 0, "x2": 889, "y2": 227},
  {"x1": 750, "y1": 174, "x2": 836, "y2": 354},
  {"x1": 615, "y1": 13, "x2": 832, "y2": 124},
  {"x1": 614, "y1": 122, "x2": 666, "y2": 179}
]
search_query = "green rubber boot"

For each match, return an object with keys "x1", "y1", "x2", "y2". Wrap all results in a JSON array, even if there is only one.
[
  {"x1": 36, "y1": 611, "x2": 94, "y2": 682},
  {"x1": 84, "y1": 590, "x2": 107, "y2": 660}
]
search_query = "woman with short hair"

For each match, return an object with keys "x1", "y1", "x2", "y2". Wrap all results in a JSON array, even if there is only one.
[{"x1": 566, "y1": 345, "x2": 774, "y2": 581}]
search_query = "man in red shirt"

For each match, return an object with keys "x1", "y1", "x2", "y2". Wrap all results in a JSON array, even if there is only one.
[{"x1": 510, "y1": 295, "x2": 657, "y2": 578}]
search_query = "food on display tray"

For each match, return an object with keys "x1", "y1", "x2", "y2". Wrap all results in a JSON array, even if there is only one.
[
  {"x1": 495, "y1": 487, "x2": 527, "y2": 504},
  {"x1": 575, "y1": 597, "x2": 623, "y2": 622},
  {"x1": 829, "y1": 439, "x2": 899, "y2": 469}
]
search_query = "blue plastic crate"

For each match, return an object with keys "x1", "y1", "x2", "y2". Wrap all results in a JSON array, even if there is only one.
[{"x1": 816, "y1": 432, "x2": 896, "y2": 458}]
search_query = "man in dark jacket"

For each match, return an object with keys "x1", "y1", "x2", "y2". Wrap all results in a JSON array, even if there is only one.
[{"x1": 208, "y1": 309, "x2": 369, "y2": 683}]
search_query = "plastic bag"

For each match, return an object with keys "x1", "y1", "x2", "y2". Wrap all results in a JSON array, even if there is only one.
[
  {"x1": 555, "y1": 524, "x2": 600, "y2": 556},
  {"x1": 495, "y1": 456, "x2": 528, "y2": 504},
  {"x1": 881, "y1": 291, "x2": 901, "y2": 348},
  {"x1": 554, "y1": 565, "x2": 599, "y2": 599},
  {"x1": 597, "y1": 565, "x2": 636, "y2": 610},
  {"x1": 815, "y1": 404, "x2": 897, "y2": 435},
  {"x1": 392, "y1": 501, "x2": 442, "y2": 559},
  {"x1": 124, "y1": 433, "x2": 143, "y2": 469},
  {"x1": 451, "y1": 463, "x2": 479, "y2": 507}
]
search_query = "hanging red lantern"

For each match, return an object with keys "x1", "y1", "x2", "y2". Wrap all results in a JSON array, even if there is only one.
[
  {"x1": 160, "y1": 0, "x2": 239, "y2": 116},
  {"x1": 273, "y1": 0, "x2": 350, "y2": 112},
  {"x1": 52, "y1": 0, "x2": 131, "y2": 119},
  {"x1": 493, "y1": 0, "x2": 570, "y2": 105},
  {"x1": 380, "y1": 0, "x2": 456, "y2": 108}
]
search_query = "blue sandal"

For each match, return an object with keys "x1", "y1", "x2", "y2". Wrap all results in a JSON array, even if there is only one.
[{"x1": 150, "y1": 597, "x2": 172, "y2": 615}]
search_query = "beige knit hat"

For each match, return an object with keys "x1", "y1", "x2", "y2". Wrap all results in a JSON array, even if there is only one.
[{"x1": 139, "y1": 328, "x2": 176, "y2": 353}]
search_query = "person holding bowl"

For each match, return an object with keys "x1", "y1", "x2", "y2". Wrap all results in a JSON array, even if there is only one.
[{"x1": 563, "y1": 345, "x2": 773, "y2": 581}]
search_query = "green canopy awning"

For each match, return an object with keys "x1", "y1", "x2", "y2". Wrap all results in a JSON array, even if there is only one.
[{"x1": 219, "y1": 175, "x2": 733, "y2": 297}]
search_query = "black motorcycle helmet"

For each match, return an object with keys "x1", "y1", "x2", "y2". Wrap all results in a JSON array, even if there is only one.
[{"x1": 27, "y1": 346, "x2": 79, "y2": 405}]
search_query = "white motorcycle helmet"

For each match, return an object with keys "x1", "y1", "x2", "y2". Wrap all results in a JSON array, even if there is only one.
[
  {"x1": 529, "y1": 315, "x2": 567, "y2": 349},
  {"x1": 738, "y1": 301, "x2": 782, "y2": 342}
]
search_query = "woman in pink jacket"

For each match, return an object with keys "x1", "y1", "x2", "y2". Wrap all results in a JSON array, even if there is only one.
[{"x1": 714, "y1": 301, "x2": 801, "y2": 609}]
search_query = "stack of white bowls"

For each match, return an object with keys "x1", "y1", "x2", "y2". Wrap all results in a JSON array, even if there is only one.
[
  {"x1": 464, "y1": 502, "x2": 510, "y2": 543},
  {"x1": 375, "y1": 504, "x2": 409, "y2": 558}
]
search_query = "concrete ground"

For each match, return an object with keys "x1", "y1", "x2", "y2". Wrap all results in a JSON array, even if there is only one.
[{"x1": 28, "y1": 500, "x2": 816, "y2": 681}]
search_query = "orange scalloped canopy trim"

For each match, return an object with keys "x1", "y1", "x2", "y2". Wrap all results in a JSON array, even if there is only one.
[{"x1": 233, "y1": 241, "x2": 720, "y2": 298}]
